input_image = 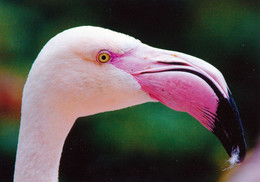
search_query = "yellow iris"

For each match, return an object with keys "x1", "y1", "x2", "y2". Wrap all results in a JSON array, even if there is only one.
[{"x1": 98, "y1": 52, "x2": 111, "y2": 63}]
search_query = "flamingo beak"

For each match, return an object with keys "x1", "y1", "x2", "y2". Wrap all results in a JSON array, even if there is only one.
[{"x1": 109, "y1": 43, "x2": 246, "y2": 164}]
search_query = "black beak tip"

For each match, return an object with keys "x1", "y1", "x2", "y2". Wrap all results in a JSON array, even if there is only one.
[
  {"x1": 213, "y1": 90, "x2": 247, "y2": 164},
  {"x1": 213, "y1": 125, "x2": 247, "y2": 164}
]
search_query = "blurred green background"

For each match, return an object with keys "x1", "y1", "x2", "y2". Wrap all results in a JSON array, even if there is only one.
[{"x1": 0, "y1": 0, "x2": 259, "y2": 181}]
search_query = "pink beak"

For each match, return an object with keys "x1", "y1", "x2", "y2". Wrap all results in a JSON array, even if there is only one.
[{"x1": 109, "y1": 43, "x2": 246, "y2": 163}]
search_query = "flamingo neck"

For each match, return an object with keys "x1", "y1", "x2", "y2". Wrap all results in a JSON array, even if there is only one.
[{"x1": 14, "y1": 98, "x2": 76, "y2": 182}]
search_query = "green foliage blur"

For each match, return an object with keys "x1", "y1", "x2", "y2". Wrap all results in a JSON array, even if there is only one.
[{"x1": 0, "y1": 0, "x2": 259, "y2": 181}]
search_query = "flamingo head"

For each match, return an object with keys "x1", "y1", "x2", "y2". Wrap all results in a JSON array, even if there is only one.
[{"x1": 28, "y1": 26, "x2": 246, "y2": 165}]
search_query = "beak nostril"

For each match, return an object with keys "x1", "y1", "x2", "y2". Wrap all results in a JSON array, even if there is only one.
[{"x1": 157, "y1": 61, "x2": 190, "y2": 66}]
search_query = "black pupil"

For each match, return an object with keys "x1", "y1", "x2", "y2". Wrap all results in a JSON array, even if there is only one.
[{"x1": 101, "y1": 55, "x2": 107, "y2": 60}]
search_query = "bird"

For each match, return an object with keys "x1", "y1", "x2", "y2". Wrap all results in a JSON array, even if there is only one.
[{"x1": 13, "y1": 26, "x2": 246, "y2": 182}]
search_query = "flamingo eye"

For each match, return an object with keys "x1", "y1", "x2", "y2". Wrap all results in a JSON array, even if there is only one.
[{"x1": 97, "y1": 51, "x2": 111, "y2": 63}]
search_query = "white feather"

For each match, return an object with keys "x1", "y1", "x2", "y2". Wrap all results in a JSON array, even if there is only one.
[{"x1": 14, "y1": 26, "x2": 153, "y2": 182}]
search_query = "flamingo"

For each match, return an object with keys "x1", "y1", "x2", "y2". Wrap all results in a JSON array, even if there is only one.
[{"x1": 13, "y1": 26, "x2": 246, "y2": 182}]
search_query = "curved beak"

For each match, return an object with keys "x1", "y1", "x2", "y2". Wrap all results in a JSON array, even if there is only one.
[{"x1": 110, "y1": 43, "x2": 246, "y2": 163}]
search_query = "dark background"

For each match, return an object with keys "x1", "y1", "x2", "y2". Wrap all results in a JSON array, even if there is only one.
[{"x1": 0, "y1": 0, "x2": 259, "y2": 181}]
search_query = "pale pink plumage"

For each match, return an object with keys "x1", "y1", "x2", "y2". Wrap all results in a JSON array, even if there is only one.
[{"x1": 14, "y1": 26, "x2": 246, "y2": 182}]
